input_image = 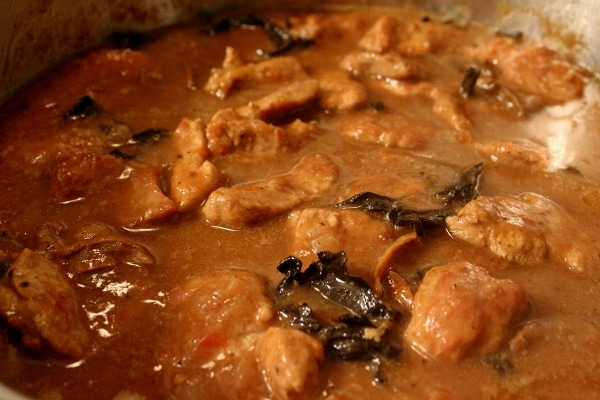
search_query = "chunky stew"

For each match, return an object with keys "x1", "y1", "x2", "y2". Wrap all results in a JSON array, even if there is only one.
[{"x1": 1, "y1": 5, "x2": 600, "y2": 400}]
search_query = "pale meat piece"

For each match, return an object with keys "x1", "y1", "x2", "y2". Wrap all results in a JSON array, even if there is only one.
[
  {"x1": 169, "y1": 152, "x2": 220, "y2": 212},
  {"x1": 446, "y1": 193, "x2": 600, "y2": 272},
  {"x1": 405, "y1": 260, "x2": 529, "y2": 362},
  {"x1": 36, "y1": 222, "x2": 155, "y2": 274},
  {"x1": 503, "y1": 318, "x2": 600, "y2": 397},
  {"x1": 171, "y1": 117, "x2": 209, "y2": 157},
  {"x1": 381, "y1": 81, "x2": 473, "y2": 142},
  {"x1": 287, "y1": 14, "x2": 324, "y2": 41},
  {"x1": 396, "y1": 18, "x2": 465, "y2": 56},
  {"x1": 316, "y1": 70, "x2": 368, "y2": 111},
  {"x1": 474, "y1": 140, "x2": 548, "y2": 170},
  {"x1": 202, "y1": 154, "x2": 339, "y2": 228},
  {"x1": 256, "y1": 327, "x2": 324, "y2": 400},
  {"x1": 287, "y1": 207, "x2": 399, "y2": 289},
  {"x1": 206, "y1": 109, "x2": 307, "y2": 156},
  {"x1": 340, "y1": 51, "x2": 425, "y2": 81},
  {"x1": 162, "y1": 269, "x2": 276, "y2": 400},
  {"x1": 204, "y1": 48, "x2": 308, "y2": 98},
  {"x1": 0, "y1": 249, "x2": 90, "y2": 357},
  {"x1": 236, "y1": 78, "x2": 319, "y2": 121},
  {"x1": 333, "y1": 111, "x2": 428, "y2": 149},
  {"x1": 358, "y1": 16, "x2": 397, "y2": 54},
  {"x1": 468, "y1": 37, "x2": 585, "y2": 103}
]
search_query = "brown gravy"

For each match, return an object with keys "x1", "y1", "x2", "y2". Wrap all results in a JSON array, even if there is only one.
[{"x1": 1, "y1": 6, "x2": 600, "y2": 400}]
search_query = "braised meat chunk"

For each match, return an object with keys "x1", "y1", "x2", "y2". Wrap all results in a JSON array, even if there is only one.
[
  {"x1": 0, "y1": 249, "x2": 90, "y2": 357},
  {"x1": 163, "y1": 269, "x2": 275, "y2": 399},
  {"x1": 202, "y1": 154, "x2": 339, "y2": 228},
  {"x1": 257, "y1": 327, "x2": 324, "y2": 400},
  {"x1": 405, "y1": 260, "x2": 529, "y2": 362},
  {"x1": 204, "y1": 49, "x2": 308, "y2": 98},
  {"x1": 446, "y1": 193, "x2": 600, "y2": 272},
  {"x1": 287, "y1": 207, "x2": 400, "y2": 289},
  {"x1": 468, "y1": 37, "x2": 585, "y2": 103}
]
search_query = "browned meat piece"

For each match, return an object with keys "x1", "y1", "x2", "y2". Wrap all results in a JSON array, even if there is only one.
[
  {"x1": 340, "y1": 51, "x2": 425, "y2": 81},
  {"x1": 283, "y1": 119, "x2": 320, "y2": 143},
  {"x1": 396, "y1": 19, "x2": 465, "y2": 56},
  {"x1": 50, "y1": 144, "x2": 178, "y2": 227},
  {"x1": 202, "y1": 154, "x2": 339, "y2": 228},
  {"x1": 0, "y1": 249, "x2": 90, "y2": 357},
  {"x1": 505, "y1": 318, "x2": 600, "y2": 396},
  {"x1": 206, "y1": 109, "x2": 312, "y2": 156},
  {"x1": 446, "y1": 193, "x2": 599, "y2": 272},
  {"x1": 287, "y1": 207, "x2": 399, "y2": 289},
  {"x1": 236, "y1": 79, "x2": 319, "y2": 121},
  {"x1": 474, "y1": 140, "x2": 548, "y2": 170},
  {"x1": 50, "y1": 144, "x2": 125, "y2": 202},
  {"x1": 405, "y1": 260, "x2": 529, "y2": 362},
  {"x1": 287, "y1": 14, "x2": 324, "y2": 41},
  {"x1": 380, "y1": 81, "x2": 473, "y2": 142},
  {"x1": 333, "y1": 111, "x2": 428, "y2": 149},
  {"x1": 171, "y1": 117, "x2": 209, "y2": 157},
  {"x1": 468, "y1": 37, "x2": 585, "y2": 103},
  {"x1": 36, "y1": 222, "x2": 155, "y2": 274},
  {"x1": 169, "y1": 152, "x2": 220, "y2": 212},
  {"x1": 358, "y1": 16, "x2": 397, "y2": 54},
  {"x1": 256, "y1": 327, "x2": 324, "y2": 400},
  {"x1": 316, "y1": 70, "x2": 368, "y2": 111},
  {"x1": 112, "y1": 163, "x2": 179, "y2": 227},
  {"x1": 162, "y1": 269, "x2": 276, "y2": 400},
  {"x1": 204, "y1": 48, "x2": 308, "y2": 98}
]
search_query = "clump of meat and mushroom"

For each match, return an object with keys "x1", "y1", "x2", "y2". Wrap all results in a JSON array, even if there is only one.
[{"x1": 0, "y1": 6, "x2": 600, "y2": 400}]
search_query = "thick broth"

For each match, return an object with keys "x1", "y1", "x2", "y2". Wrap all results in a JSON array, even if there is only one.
[{"x1": 1, "y1": 6, "x2": 600, "y2": 400}]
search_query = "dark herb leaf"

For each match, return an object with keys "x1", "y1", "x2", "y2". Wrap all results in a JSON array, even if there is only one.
[{"x1": 63, "y1": 96, "x2": 101, "y2": 120}]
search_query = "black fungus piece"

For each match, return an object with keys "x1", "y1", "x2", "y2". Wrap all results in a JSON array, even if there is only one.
[
  {"x1": 0, "y1": 262, "x2": 9, "y2": 280},
  {"x1": 459, "y1": 66, "x2": 481, "y2": 98},
  {"x1": 63, "y1": 96, "x2": 101, "y2": 120},
  {"x1": 326, "y1": 334, "x2": 398, "y2": 361},
  {"x1": 109, "y1": 149, "x2": 135, "y2": 160},
  {"x1": 335, "y1": 163, "x2": 483, "y2": 235},
  {"x1": 106, "y1": 31, "x2": 151, "y2": 50},
  {"x1": 335, "y1": 192, "x2": 396, "y2": 214},
  {"x1": 127, "y1": 128, "x2": 168, "y2": 145},
  {"x1": 206, "y1": 14, "x2": 266, "y2": 34},
  {"x1": 277, "y1": 251, "x2": 395, "y2": 326},
  {"x1": 205, "y1": 14, "x2": 312, "y2": 57},
  {"x1": 278, "y1": 303, "x2": 323, "y2": 333},
  {"x1": 256, "y1": 21, "x2": 298, "y2": 58},
  {"x1": 435, "y1": 162, "x2": 483, "y2": 206}
]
